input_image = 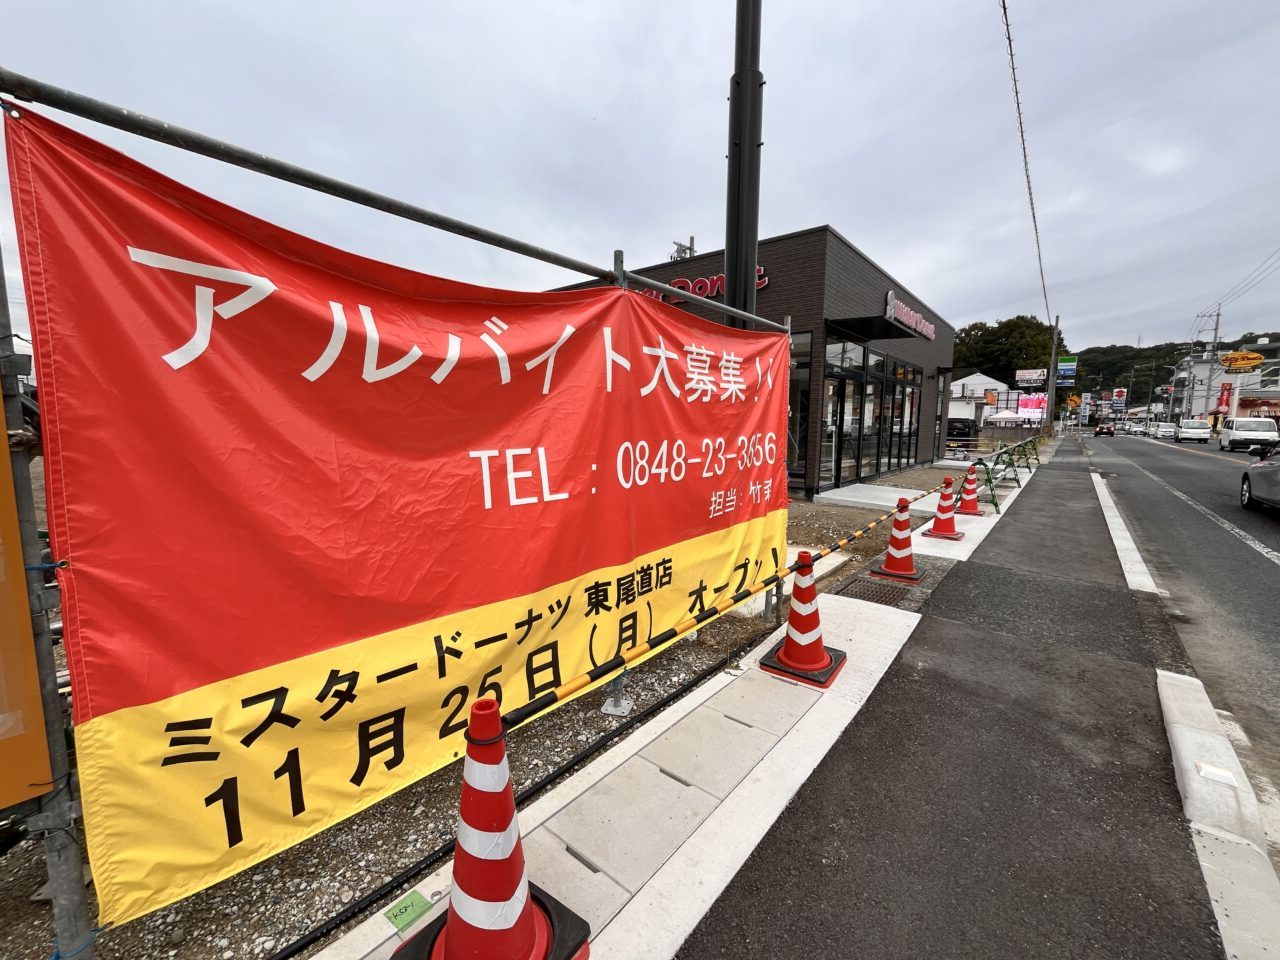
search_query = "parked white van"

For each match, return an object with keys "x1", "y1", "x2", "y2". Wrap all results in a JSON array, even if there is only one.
[{"x1": 1219, "y1": 417, "x2": 1280, "y2": 452}]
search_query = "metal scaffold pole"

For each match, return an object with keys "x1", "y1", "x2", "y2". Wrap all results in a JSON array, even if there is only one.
[{"x1": 0, "y1": 247, "x2": 96, "y2": 955}]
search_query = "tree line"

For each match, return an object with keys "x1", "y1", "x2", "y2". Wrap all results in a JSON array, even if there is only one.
[{"x1": 954, "y1": 316, "x2": 1279, "y2": 410}]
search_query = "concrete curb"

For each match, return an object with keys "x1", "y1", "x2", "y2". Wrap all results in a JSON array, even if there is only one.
[{"x1": 1156, "y1": 669, "x2": 1280, "y2": 957}]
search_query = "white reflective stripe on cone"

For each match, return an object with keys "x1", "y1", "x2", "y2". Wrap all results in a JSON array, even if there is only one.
[
  {"x1": 463, "y1": 755, "x2": 511, "y2": 793},
  {"x1": 885, "y1": 544, "x2": 912, "y2": 559},
  {"x1": 450, "y1": 864, "x2": 530, "y2": 931},
  {"x1": 793, "y1": 571, "x2": 816, "y2": 588},
  {"x1": 455, "y1": 814, "x2": 521, "y2": 860},
  {"x1": 787, "y1": 623, "x2": 822, "y2": 646},
  {"x1": 790, "y1": 596, "x2": 818, "y2": 617},
  {"x1": 890, "y1": 528, "x2": 911, "y2": 541}
]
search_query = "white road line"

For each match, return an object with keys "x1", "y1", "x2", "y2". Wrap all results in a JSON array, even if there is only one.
[
  {"x1": 1089, "y1": 472, "x2": 1164, "y2": 594},
  {"x1": 1128, "y1": 462, "x2": 1280, "y2": 567}
]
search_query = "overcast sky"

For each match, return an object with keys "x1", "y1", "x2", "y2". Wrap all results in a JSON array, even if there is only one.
[{"x1": 3, "y1": 1, "x2": 1278, "y2": 356}]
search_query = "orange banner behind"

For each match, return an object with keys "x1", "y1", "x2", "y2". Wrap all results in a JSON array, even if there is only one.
[
  {"x1": 0, "y1": 436, "x2": 52, "y2": 809},
  {"x1": 5, "y1": 105, "x2": 788, "y2": 923}
]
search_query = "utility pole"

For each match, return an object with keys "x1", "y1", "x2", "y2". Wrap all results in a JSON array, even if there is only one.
[
  {"x1": 723, "y1": 0, "x2": 765, "y2": 324},
  {"x1": 1044, "y1": 314, "x2": 1060, "y2": 434},
  {"x1": 1204, "y1": 303, "x2": 1222, "y2": 426}
]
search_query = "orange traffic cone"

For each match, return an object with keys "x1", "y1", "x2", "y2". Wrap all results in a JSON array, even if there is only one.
[
  {"x1": 957, "y1": 465, "x2": 982, "y2": 516},
  {"x1": 759, "y1": 550, "x2": 847, "y2": 688},
  {"x1": 870, "y1": 498, "x2": 924, "y2": 582},
  {"x1": 922, "y1": 477, "x2": 965, "y2": 541},
  {"x1": 397, "y1": 699, "x2": 590, "y2": 960}
]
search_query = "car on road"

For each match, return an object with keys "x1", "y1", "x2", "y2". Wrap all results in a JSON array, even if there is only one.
[
  {"x1": 1130, "y1": 422, "x2": 1149, "y2": 436},
  {"x1": 1174, "y1": 418, "x2": 1211, "y2": 443},
  {"x1": 1094, "y1": 422, "x2": 1115, "y2": 437},
  {"x1": 1241, "y1": 442, "x2": 1280, "y2": 511},
  {"x1": 1155, "y1": 423, "x2": 1176, "y2": 439},
  {"x1": 1219, "y1": 417, "x2": 1280, "y2": 452}
]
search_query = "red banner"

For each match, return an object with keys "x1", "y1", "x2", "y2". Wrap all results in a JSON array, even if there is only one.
[{"x1": 5, "y1": 106, "x2": 788, "y2": 923}]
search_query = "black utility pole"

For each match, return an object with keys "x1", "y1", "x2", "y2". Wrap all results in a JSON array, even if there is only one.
[{"x1": 724, "y1": 0, "x2": 765, "y2": 325}]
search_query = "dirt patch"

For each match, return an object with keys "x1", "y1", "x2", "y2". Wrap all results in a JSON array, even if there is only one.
[{"x1": 867, "y1": 463, "x2": 963, "y2": 492}]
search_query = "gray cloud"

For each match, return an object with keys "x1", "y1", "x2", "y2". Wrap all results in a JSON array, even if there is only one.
[{"x1": 3, "y1": 0, "x2": 1278, "y2": 356}]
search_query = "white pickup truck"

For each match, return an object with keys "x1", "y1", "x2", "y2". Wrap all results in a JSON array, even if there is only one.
[{"x1": 1174, "y1": 418, "x2": 1212, "y2": 443}]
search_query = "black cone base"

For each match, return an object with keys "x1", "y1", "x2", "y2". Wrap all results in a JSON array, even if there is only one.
[
  {"x1": 395, "y1": 882, "x2": 591, "y2": 959},
  {"x1": 759, "y1": 637, "x2": 847, "y2": 689},
  {"x1": 869, "y1": 564, "x2": 924, "y2": 582}
]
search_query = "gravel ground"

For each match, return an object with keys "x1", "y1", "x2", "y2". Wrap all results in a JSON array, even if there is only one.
[{"x1": 2, "y1": 489, "x2": 918, "y2": 960}]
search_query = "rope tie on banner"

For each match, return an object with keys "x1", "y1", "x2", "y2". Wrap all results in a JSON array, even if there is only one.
[
  {"x1": 49, "y1": 927, "x2": 104, "y2": 960},
  {"x1": 501, "y1": 481, "x2": 948, "y2": 730},
  {"x1": 25, "y1": 560, "x2": 68, "y2": 572}
]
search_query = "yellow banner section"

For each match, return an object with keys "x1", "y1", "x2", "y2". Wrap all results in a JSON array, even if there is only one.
[
  {"x1": 0, "y1": 445, "x2": 52, "y2": 809},
  {"x1": 79, "y1": 510, "x2": 785, "y2": 924}
]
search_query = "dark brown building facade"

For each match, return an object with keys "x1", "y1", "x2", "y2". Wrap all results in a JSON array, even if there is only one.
[{"x1": 587, "y1": 225, "x2": 955, "y2": 497}]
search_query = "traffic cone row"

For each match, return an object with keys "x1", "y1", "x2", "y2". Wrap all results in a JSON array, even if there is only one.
[
  {"x1": 957, "y1": 464, "x2": 982, "y2": 516},
  {"x1": 922, "y1": 477, "x2": 965, "y2": 541},
  {"x1": 398, "y1": 699, "x2": 590, "y2": 960},
  {"x1": 759, "y1": 550, "x2": 847, "y2": 688}
]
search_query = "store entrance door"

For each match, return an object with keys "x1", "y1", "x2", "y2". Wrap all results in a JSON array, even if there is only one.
[{"x1": 819, "y1": 379, "x2": 863, "y2": 488}]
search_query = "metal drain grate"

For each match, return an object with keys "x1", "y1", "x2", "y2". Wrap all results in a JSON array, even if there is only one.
[{"x1": 837, "y1": 577, "x2": 912, "y2": 607}]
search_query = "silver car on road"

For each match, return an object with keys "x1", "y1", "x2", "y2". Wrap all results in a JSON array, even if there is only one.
[{"x1": 1241, "y1": 443, "x2": 1280, "y2": 511}]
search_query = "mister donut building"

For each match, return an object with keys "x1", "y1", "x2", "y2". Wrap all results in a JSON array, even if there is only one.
[{"x1": 586, "y1": 226, "x2": 957, "y2": 497}]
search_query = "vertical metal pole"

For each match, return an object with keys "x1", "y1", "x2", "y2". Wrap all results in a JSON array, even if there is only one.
[
  {"x1": 724, "y1": 0, "x2": 765, "y2": 324},
  {"x1": 0, "y1": 247, "x2": 96, "y2": 957},
  {"x1": 613, "y1": 250, "x2": 627, "y2": 288},
  {"x1": 1044, "y1": 314, "x2": 1060, "y2": 433},
  {"x1": 1205, "y1": 305, "x2": 1221, "y2": 427}
]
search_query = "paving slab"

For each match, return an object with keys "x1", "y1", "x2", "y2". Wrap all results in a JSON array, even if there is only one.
[
  {"x1": 543, "y1": 755, "x2": 718, "y2": 892},
  {"x1": 522, "y1": 827, "x2": 631, "y2": 936},
  {"x1": 641, "y1": 704, "x2": 779, "y2": 799},
  {"x1": 702, "y1": 664, "x2": 819, "y2": 736}
]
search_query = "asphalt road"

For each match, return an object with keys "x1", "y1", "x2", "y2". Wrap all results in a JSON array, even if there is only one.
[{"x1": 1082, "y1": 434, "x2": 1280, "y2": 846}]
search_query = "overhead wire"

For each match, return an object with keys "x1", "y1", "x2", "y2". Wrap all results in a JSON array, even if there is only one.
[
  {"x1": 999, "y1": 0, "x2": 1053, "y2": 328},
  {"x1": 1202, "y1": 244, "x2": 1280, "y2": 312}
]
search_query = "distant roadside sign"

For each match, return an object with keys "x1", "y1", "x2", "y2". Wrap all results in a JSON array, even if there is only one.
[
  {"x1": 1016, "y1": 368, "x2": 1047, "y2": 385},
  {"x1": 1057, "y1": 356, "x2": 1078, "y2": 377},
  {"x1": 1220, "y1": 351, "x2": 1265, "y2": 370}
]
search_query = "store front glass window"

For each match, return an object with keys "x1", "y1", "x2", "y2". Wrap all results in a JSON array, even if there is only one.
[
  {"x1": 935, "y1": 379, "x2": 946, "y2": 458},
  {"x1": 819, "y1": 379, "x2": 839, "y2": 487},
  {"x1": 787, "y1": 333, "x2": 811, "y2": 490},
  {"x1": 840, "y1": 385, "x2": 862, "y2": 482},
  {"x1": 867, "y1": 351, "x2": 885, "y2": 378},
  {"x1": 862, "y1": 381, "x2": 881, "y2": 478},
  {"x1": 825, "y1": 340, "x2": 865, "y2": 377},
  {"x1": 905, "y1": 386, "x2": 919, "y2": 465},
  {"x1": 879, "y1": 385, "x2": 897, "y2": 473}
]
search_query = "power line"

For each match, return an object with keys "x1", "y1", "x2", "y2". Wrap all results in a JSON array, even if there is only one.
[
  {"x1": 1203, "y1": 244, "x2": 1280, "y2": 312},
  {"x1": 1220, "y1": 255, "x2": 1280, "y2": 308},
  {"x1": 999, "y1": 0, "x2": 1053, "y2": 329}
]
